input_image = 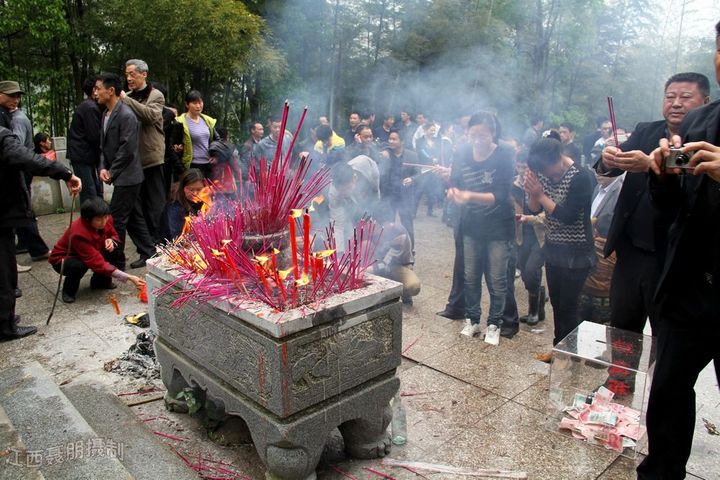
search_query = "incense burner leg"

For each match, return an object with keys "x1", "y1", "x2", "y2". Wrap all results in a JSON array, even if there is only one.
[
  {"x1": 256, "y1": 442, "x2": 322, "y2": 480},
  {"x1": 161, "y1": 366, "x2": 193, "y2": 413},
  {"x1": 339, "y1": 404, "x2": 392, "y2": 459}
]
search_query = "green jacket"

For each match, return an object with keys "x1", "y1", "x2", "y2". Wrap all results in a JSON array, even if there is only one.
[{"x1": 175, "y1": 113, "x2": 217, "y2": 170}]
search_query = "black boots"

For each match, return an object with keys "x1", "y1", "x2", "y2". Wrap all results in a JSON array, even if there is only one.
[{"x1": 520, "y1": 287, "x2": 546, "y2": 326}]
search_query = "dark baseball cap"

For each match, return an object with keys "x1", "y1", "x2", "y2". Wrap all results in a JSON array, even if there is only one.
[{"x1": 0, "y1": 81, "x2": 24, "y2": 95}]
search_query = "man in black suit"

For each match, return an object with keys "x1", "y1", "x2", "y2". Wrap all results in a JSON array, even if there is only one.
[
  {"x1": 597, "y1": 72, "x2": 710, "y2": 339},
  {"x1": 96, "y1": 73, "x2": 150, "y2": 272},
  {"x1": 0, "y1": 127, "x2": 81, "y2": 340},
  {"x1": 635, "y1": 25, "x2": 720, "y2": 479}
]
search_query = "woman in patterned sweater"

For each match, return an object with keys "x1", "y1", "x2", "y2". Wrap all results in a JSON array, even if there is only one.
[{"x1": 524, "y1": 138, "x2": 597, "y2": 355}]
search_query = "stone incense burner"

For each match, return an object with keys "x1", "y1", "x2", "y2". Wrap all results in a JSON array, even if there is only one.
[{"x1": 147, "y1": 256, "x2": 403, "y2": 479}]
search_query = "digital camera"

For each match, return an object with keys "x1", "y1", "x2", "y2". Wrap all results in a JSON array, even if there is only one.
[{"x1": 664, "y1": 147, "x2": 694, "y2": 169}]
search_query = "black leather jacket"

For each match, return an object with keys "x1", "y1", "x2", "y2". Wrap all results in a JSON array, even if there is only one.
[{"x1": 0, "y1": 126, "x2": 73, "y2": 228}]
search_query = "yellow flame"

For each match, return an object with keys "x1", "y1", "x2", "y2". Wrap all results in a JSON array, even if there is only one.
[
  {"x1": 290, "y1": 208, "x2": 303, "y2": 218},
  {"x1": 313, "y1": 249, "x2": 335, "y2": 258},
  {"x1": 295, "y1": 273, "x2": 310, "y2": 286},
  {"x1": 221, "y1": 239, "x2": 232, "y2": 246},
  {"x1": 272, "y1": 248, "x2": 280, "y2": 254},
  {"x1": 210, "y1": 248, "x2": 225, "y2": 257},
  {"x1": 255, "y1": 255, "x2": 269, "y2": 265},
  {"x1": 278, "y1": 268, "x2": 294, "y2": 280},
  {"x1": 192, "y1": 254, "x2": 208, "y2": 272}
]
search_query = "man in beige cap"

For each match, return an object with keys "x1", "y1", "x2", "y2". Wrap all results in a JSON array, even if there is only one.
[{"x1": 0, "y1": 80, "x2": 51, "y2": 266}]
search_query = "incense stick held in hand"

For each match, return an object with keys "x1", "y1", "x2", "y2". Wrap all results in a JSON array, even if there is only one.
[{"x1": 607, "y1": 96, "x2": 619, "y2": 147}]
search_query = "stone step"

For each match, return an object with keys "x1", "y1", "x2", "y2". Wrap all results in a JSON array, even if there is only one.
[
  {"x1": 0, "y1": 404, "x2": 45, "y2": 480},
  {"x1": 61, "y1": 382, "x2": 198, "y2": 480},
  {"x1": 0, "y1": 361, "x2": 132, "y2": 479}
]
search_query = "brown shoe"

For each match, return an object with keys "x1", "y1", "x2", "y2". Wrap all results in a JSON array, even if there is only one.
[{"x1": 535, "y1": 352, "x2": 553, "y2": 364}]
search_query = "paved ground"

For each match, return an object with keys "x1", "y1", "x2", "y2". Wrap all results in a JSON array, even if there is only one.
[{"x1": 2, "y1": 209, "x2": 718, "y2": 479}]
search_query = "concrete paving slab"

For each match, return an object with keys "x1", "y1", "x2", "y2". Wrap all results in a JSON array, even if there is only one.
[
  {"x1": 0, "y1": 404, "x2": 45, "y2": 480},
  {"x1": 0, "y1": 361, "x2": 131, "y2": 479},
  {"x1": 397, "y1": 364, "x2": 505, "y2": 450},
  {"x1": 61, "y1": 382, "x2": 198, "y2": 480},
  {"x1": 422, "y1": 340, "x2": 549, "y2": 399},
  {"x1": 424, "y1": 401, "x2": 618, "y2": 480}
]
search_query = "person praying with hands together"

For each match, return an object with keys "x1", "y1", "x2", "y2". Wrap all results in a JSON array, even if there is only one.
[{"x1": 525, "y1": 137, "x2": 596, "y2": 361}]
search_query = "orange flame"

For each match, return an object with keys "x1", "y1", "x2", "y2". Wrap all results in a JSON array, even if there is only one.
[
  {"x1": 313, "y1": 195, "x2": 325, "y2": 205},
  {"x1": 180, "y1": 216, "x2": 192, "y2": 237},
  {"x1": 197, "y1": 187, "x2": 214, "y2": 215}
]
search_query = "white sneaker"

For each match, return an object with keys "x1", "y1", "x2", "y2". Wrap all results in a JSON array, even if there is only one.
[
  {"x1": 460, "y1": 320, "x2": 483, "y2": 337},
  {"x1": 484, "y1": 324, "x2": 500, "y2": 345},
  {"x1": 17, "y1": 263, "x2": 31, "y2": 273}
]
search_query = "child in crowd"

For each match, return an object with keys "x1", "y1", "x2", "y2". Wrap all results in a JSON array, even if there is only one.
[{"x1": 49, "y1": 198, "x2": 145, "y2": 303}]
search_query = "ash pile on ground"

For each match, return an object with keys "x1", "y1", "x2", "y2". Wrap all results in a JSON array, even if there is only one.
[{"x1": 104, "y1": 331, "x2": 160, "y2": 380}]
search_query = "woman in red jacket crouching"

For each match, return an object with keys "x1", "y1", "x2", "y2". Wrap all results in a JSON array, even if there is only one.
[{"x1": 49, "y1": 198, "x2": 145, "y2": 303}]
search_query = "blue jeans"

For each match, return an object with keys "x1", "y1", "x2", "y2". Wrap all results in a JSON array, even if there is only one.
[{"x1": 462, "y1": 236, "x2": 511, "y2": 327}]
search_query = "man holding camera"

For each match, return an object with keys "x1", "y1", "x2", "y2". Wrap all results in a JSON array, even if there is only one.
[
  {"x1": 598, "y1": 73, "x2": 709, "y2": 338},
  {"x1": 636, "y1": 22, "x2": 720, "y2": 480}
]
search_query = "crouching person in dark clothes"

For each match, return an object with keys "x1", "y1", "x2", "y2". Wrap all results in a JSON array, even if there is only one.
[
  {"x1": 49, "y1": 198, "x2": 145, "y2": 303},
  {"x1": 372, "y1": 211, "x2": 421, "y2": 306}
]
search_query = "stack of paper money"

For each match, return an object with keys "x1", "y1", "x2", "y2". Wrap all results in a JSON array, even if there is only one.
[{"x1": 558, "y1": 386, "x2": 645, "y2": 452}]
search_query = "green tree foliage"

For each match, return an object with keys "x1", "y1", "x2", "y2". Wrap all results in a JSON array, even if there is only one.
[{"x1": 0, "y1": 0, "x2": 716, "y2": 141}]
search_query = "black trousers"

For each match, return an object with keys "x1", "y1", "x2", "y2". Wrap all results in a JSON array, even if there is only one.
[
  {"x1": 502, "y1": 242, "x2": 519, "y2": 326},
  {"x1": 385, "y1": 196, "x2": 415, "y2": 250},
  {"x1": 518, "y1": 230, "x2": 544, "y2": 294},
  {"x1": 139, "y1": 164, "x2": 166, "y2": 244},
  {"x1": 70, "y1": 161, "x2": 103, "y2": 206},
  {"x1": 0, "y1": 228, "x2": 18, "y2": 331},
  {"x1": 444, "y1": 223, "x2": 465, "y2": 315},
  {"x1": 15, "y1": 174, "x2": 49, "y2": 257},
  {"x1": 637, "y1": 289, "x2": 720, "y2": 480},
  {"x1": 110, "y1": 184, "x2": 154, "y2": 270},
  {"x1": 545, "y1": 264, "x2": 591, "y2": 345},
  {"x1": 51, "y1": 256, "x2": 115, "y2": 296},
  {"x1": 609, "y1": 240, "x2": 660, "y2": 334}
]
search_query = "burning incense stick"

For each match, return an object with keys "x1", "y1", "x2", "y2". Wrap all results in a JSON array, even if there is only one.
[
  {"x1": 303, "y1": 209, "x2": 310, "y2": 278},
  {"x1": 607, "y1": 96, "x2": 619, "y2": 146}
]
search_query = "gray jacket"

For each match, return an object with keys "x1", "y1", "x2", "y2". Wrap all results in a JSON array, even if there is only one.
[{"x1": 101, "y1": 102, "x2": 143, "y2": 187}]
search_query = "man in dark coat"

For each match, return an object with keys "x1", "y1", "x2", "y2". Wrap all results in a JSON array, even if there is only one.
[
  {"x1": 596, "y1": 72, "x2": 710, "y2": 338},
  {"x1": 635, "y1": 27, "x2": 720, "y2": 479},
  {"x1": 96, "y1": 73, "x2": 148, "y2": 272},
  {"x1": 67, "y1": 76, "x2": 103, "y2": 205},
  {"x1": 0, "y1": 126, "x2": 81, "y2": 340}
]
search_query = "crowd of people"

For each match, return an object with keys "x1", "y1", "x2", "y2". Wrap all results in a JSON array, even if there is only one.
[{"x1": 2, "y1": 21, "x2": 720, "y2": 479}]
